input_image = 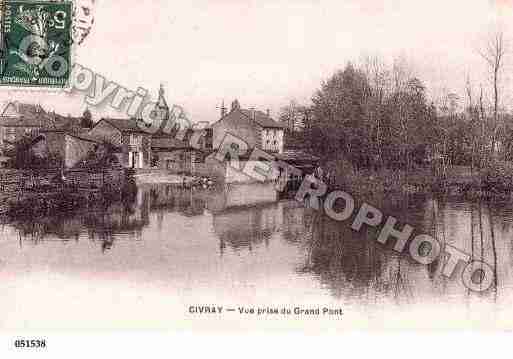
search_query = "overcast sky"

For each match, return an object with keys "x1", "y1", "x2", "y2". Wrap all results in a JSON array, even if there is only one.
[{"x1": 1, "y1": 0, "x2": 513, "y2": 123}]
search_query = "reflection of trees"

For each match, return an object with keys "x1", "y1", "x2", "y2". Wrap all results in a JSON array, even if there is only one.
[
  {"x1": 301, "y1": 197, "x2": 513, "y2": 303},
  {"x1": 7, "y1": 184, "x2": 216, "y2": 250},
  {"x1": 300, "y1": 213, "x2": 415, "y2": 302},
  {"x1": 6, "y1": 189, "x2": 147, "y2": 250}
]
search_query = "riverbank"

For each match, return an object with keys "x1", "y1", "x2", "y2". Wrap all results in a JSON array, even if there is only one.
[
  {"x1": 324, "y1": 159, "x2": 513, "y2": 202},
  {"x1": 0, "y1": 168, "x2": 133, "y2": 215}
]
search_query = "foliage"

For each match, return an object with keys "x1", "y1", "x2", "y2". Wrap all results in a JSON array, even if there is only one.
[
  {"x1": 306, "y1": 62, "x2": 439, "y2": 170},
  {"x1": 481, "y1": 160, "x2": 513, "y2": 192}
]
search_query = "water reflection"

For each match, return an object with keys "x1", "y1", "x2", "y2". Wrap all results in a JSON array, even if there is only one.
[
  {"x1": 298, "y1": 196, "x2": 513, "y2": 304},
  {"x1": 1, "y1": 183, "x2": 513, "y2": 306}
]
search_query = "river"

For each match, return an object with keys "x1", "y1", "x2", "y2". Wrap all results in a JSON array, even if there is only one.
[{"x1": 0, "y1": 183, "x2": 512, "y2": 330}]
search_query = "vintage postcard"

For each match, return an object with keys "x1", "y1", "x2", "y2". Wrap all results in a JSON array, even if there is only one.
[{"x1": 1, "y1": 0, "x2": 513, "y2": 354}]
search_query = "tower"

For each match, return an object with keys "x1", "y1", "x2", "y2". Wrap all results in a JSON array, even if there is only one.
[{"x1": 155, "y1": 84, "x2": 170, "y2": 123}]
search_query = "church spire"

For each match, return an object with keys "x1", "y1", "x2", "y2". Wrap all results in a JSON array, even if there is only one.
[{"x1": 157, "y1": 83, "x2": 169, "y2": 109}]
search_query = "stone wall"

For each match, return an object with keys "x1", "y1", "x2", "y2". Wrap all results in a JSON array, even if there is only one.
[{"x1": 0, "y1": 168, "x2": 126, "y2": 193}]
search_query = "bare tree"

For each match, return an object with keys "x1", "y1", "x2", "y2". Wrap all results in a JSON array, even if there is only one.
[
  {"x1": 478, "y1": 29, "x2": 507, "y2": 157},
  {"x1": 465, "y1": 75, "x2": 473, "y2": 112},
  {"x1": 360, "y1": 54, "x2": 391, "y2": 166},
  {"x1": 279, "y1": 100, "x2": 306, "y2": 132}
]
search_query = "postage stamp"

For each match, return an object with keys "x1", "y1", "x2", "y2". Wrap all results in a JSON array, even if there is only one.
[{"x1": 0, "y1": 0, "x2": 73, "y2": 88}]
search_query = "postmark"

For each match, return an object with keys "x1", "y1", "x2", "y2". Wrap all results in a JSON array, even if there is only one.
[{"x1": 0, "y1": 0, "x2": 73, "y2": 88}]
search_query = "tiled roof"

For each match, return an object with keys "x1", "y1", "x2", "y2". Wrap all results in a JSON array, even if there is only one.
[
  {"x1": 68, "y1": 132, "x2": 103, "y2": 143},
  {"x1": 0, "y1": 115, "x2": 49, "y2": 128},
  {"x1": 151, "y1": 137, "x2": 190, "y2": 150},
  {"x1": 0, "y1": 102, "x2": 86, "y2": 131},
  {"x1": 240, "y1": 109, "x2": 285, "y2": 129},
  {"x1": 217, "y1": 108, "x2": 282, "y2": 129},
  {"x1": 52, "y1": 114, "x2": 83, "y2": 131},
  {"x1": 101, "y1": 118, "x2": 148, "y2": 133},
  {"x1": 39, "y1": 129, "x2": 103, "y2": 144}
]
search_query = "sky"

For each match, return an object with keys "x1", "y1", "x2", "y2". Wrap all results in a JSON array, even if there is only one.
[{"x1": 1, "y1": 0, "x2": 513, "y2": 123}]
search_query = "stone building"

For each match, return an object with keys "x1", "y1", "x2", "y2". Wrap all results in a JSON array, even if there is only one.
[
  {"x1": 211, "y1": 99, "x2": 285, "y2": 154},
  {"x1": 88, "y1": 118, "x2": 152, "y2": 169},
  {"x1": 31, "y1": 130, "x2": 103, "y2": 168},
  {"x1": 0, "y1": 102, "x2": 51, "y2": 148}
]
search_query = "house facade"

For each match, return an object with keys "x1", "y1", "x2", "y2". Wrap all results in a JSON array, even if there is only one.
[
  {"x1": 0, "y1": 102, "x2": 50, "y2": 148},
  {"x1": 148, "y1": 86, "x2": 214, "y2": 175},
  {"x1": 209, "y1": 100, "x2": 285, "y2": 184},
  {"x1": 212, "y1": 99, "x2": 285, "y2": 154},
  {"x1": 0, "y1": 102, "x2": 97, "y2": 168},
  {"x1": 33, "y1": 131, "x2": 104, "y2": 168},
  {"x1": 151, "y1": 137, "x2": 192, "y2": 172},
  {"x1": 88, "y1": 118, "x2": 152, "y2": 169}
]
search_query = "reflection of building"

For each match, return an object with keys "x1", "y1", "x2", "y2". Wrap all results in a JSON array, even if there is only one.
[
  {"x1": 211, "y1": 196, "x2": 315, "y2": 255},
  {"x1": 144, "y1": 184, "x2": 207, "y2": 217},
  {"x1": 207, "y1": 182, "x2": 278, "y2": 211},
  {"x1": 208, "y1": 182, "x2": 317, "y2": 254},
  {"x1": 212, "y1": 202, "x2": 282, "y2": 252}
]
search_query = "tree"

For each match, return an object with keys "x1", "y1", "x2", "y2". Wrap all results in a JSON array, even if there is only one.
[
  {"x1": 279, "y1": 100, "x2": 306, "y2": 132},
  {"x1": 306, "y1": 59, "x2": 437, "y2": 170},
  {"x1": 360, "y1": 55, "x2": 391, "y2": 166},
  {"x1": 310, "y1": 62, "x2": 372, "y2": 164},
  {"x1": 478, "y1": 29, "x2": 507, "y2": 157}
]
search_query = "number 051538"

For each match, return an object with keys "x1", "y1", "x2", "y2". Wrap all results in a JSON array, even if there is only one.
[{"x1": 14, "y1": 339, "x2": 47, "y2": 349}]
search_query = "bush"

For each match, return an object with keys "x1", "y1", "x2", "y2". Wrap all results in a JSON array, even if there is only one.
[{"x1": 481, "y1": 160, "x2": 513, "y2": 193}]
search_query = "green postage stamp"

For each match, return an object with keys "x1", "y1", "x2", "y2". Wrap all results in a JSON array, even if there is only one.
[{"x1": 0, "y1": 0, "x2": 73, "y2": 87}]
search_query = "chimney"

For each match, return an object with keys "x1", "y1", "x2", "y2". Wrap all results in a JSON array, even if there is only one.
[
  {"x1": 220, "y1": 100, "x2": 227, "y2": 119},
  {"x1": 266, "y1": 109, "x2": 270, "y2": 117},
  {"x1": 250, "y1": 107, "x2": 256, "y2": 120}
]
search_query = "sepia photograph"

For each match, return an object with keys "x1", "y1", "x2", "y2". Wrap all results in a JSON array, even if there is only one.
[{"x1": 1, "y1": 0, "x2": 513, "y2": 355}]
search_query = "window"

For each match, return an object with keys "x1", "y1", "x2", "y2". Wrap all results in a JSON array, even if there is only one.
[
  {"x1": 130, "y1": 134, "x2": 141, "y2": 146},
  {"x1": 6, "y1": 128, "x2": 16, "y2": 141}
]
